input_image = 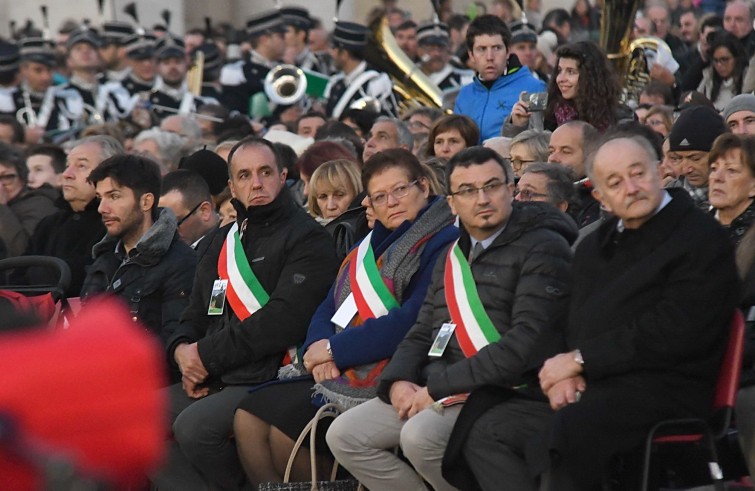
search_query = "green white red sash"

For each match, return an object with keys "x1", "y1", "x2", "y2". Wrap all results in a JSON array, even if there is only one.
[
  {"x1": 444, "y1": 240, "x2": 501, "y2": 357},
  {"x1": 218, "y1": 222, "x2": 269, "y2": 320},
  {"x1": 218, "y1": 222, "x2": 296, "y2": 365},
  {"x1": 349, "y1": 231, "x2": 399, "y2": 319}
]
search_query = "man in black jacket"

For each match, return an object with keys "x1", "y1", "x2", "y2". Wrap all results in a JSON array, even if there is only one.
[
  {"x1": 153, "y1": 137, "x2": 339, "y2": 491},
  {"x1": 26, "y1": 136, "x2": 123, "y2": 296},
  {"x1": 327, "y1": 147, "x2": 575, "y2": 491},
  {"x1": 533, "y1": 134, "x2": 740, "y2": 490}
]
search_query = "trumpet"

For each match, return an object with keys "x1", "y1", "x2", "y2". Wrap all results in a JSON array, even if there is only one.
[{"x1": 264, "y1": 64, "x2": 308, "y2": 105}]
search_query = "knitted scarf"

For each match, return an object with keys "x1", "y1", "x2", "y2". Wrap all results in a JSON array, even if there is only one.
[
  {"x1": 554, "y1": 101, "x2": 579, "y2": 127},
  {"x1": 311, "y1": 197, "x2": 453, "y2": 409}
]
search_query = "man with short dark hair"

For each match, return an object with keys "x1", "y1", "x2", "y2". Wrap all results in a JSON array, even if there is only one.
[
  {"x1": 26, "y1": 136, "x2": 122, "y2": 296},
  {"x1": 295, "y1": 111, "x2": 327, "y2": 138},
  {"x1": 281, "y1": 7, "x2": 332, "y2": 75},
  {"x1": 395, "y1": 20, "x2": 419, "y2": 62},
  {"x1": 159, "y1": 169, "x2": 219, "y2": 257},
  {"x1": 328, "y1": 146, "x2": 575, "y2": 491},
  {"x1": 25, "y1": 144, "x2": 66, "y2": 189},
  {"x1": 153, "y1": 136, "x2": 339, "y2": 490},
  {"x1": 531, "y1": 133, "x2": 740, "y2": 490},
  {"x1": 515, "y1": 161, "x2": 574, "y2": 212},
  {"x1": 81, "y1": 154, "x2": 196, "y2": 352},
  {"x1": 454, "y1": 15, "x2": 545, "y2": 142}
]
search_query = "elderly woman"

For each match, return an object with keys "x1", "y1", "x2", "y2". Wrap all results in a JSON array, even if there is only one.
[
  {"x1": 509, "y1": 129, "x2": 551, "y2": 177},
  {"x1": 232, "y1": 148, "x2": 459, "y2": 488},
  {"x1": 708, "y1": 133, "x2": 755, "y2": 482},
  {"x1": 425, "y1": 114, "x2": 480, "y2": 160},
  {"x1": 132, "y1": 128, "x2": 187, "y2": 174},
  {"x1": 307, "y1": 159, "x2": 363, "y2": 224}
]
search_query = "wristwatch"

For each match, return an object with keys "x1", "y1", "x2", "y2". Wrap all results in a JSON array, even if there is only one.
[
  {"x1": 326, "y1": 341, "x2": 334, "y2": 360},
  {"x1": 574, "y1": 349, "x2": 584, "y2": 366}
]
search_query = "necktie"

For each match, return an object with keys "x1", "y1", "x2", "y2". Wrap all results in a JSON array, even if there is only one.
[{"x1": 469, "y1": 242, "x2": 484, "y2": 262}]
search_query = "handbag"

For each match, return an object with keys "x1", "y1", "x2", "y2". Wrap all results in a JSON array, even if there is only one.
[{"x1": 258, "y1": 403, "x2": 362, "y2": 491}]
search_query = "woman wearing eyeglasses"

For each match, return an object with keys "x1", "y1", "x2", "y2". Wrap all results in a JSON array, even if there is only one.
[
  {"x1": 232, "y1": 148, "x2": 459, "y2": 488},
  {"x1": 698, "y1": 32, "x2": 749, "y2": 111}
]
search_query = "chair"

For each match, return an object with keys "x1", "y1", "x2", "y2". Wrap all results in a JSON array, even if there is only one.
[{"x1": 640, "y1": 309, "x2": 746, "y2": 491}]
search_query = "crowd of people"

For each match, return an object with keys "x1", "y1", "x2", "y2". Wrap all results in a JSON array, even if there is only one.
[{"x1": 1, "y1": 0, "x2": 755, "y2": 489}]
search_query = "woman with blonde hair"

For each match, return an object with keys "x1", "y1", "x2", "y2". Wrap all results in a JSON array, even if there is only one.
[{"x1": 307, "y1": 159, "x2": 363, "y2": 224}]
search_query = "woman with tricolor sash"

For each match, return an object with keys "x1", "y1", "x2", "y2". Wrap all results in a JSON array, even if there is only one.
[{"x1": 233, "y1": 148, "x2": 459, "y2": 487}]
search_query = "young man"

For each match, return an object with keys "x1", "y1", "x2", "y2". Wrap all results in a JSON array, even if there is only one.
[
  {"x1": 152, "y1": 136, "x2": 339, "y2": 491},
  {"x1": 26, "y1": 136, "x2": 122, "y2": 296},
  {"x1": 81, "y1": 154, "x2": 196, "y2": 355},
  {"x1": 723, "y1": 93, "x2": 755, "y2": 135},
  {"x1": 454, "y1": 15, "x2": 545, "y2": 142},
  {"x1": 25, "y1": 144, "x2": 66, "y2": 189},
  {"x1": 327, "y1": 146, "x2": 575, "y2": 491}
]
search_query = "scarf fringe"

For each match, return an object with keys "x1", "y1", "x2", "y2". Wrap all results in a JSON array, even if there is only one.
[
  {"x1": 312, "y1": 383, "x2": 373, "y2": 411},
  {"x1": 278, "y1": 363, "x2": 306, "y2": 379}
]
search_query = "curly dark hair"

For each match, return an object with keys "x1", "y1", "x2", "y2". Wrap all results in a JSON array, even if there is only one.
[
  {"x1": 706, "y1": 32, "x2": 748, "y2": 104},
  {"x1": 545, "y1": 41, "x2": 620, "y2": 131}
]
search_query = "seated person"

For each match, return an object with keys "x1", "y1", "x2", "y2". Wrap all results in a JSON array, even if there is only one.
[{"x1": 233, "y1": 148, "x2": 459, "y2": 487}]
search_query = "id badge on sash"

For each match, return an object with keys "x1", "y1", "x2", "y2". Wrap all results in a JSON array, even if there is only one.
[
  {"x1": 208, "y1": 279, "x2": 228, "y2": 315},
  {"x1": 428, "y1": 323, "x2": 456, "y2": 357},
  {"x1": 331, "y1": 293, "x2": 358, "y2": 329}
]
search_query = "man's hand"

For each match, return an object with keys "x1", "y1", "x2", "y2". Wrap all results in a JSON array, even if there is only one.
[
  {"x1": 650, "y1": 64, "x2": 675, "y2": 85},
  {"x1": 174, "y1": 342, "x2": 208, "y2": 384},
  {"x1": 182, "y1": 375, "x2": 210, "y2": 399},
  {"x1": 510, "y1": 95, "x2": 532, "y2": 127},
  {"x1": 539, "y1": 350, "x2": 583, "y2": 393},
  {"x1": 389, "y1": 380, "x2": 421, "y2": 419},
  {"x1": 303, "y1": 339, "x2": 332, "y2": 371},
  {"x1": 312, "y1": 361, "x2": 341, "y2": 383},
  {"x1": 546, "y1": 376, "x2": 587, "y2": 411},
  {"x1": 406, "y1": 387, "x2": 435, "y2": 418}
]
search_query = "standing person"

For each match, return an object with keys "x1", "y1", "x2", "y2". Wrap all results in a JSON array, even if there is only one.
[
  {"x1": 531, "y1": 133, "x2": 740, "y2": 490},
  {"x1": 416, "y1": 20, "x2": 474, "y2": 92},
  {"x1": 326, "y1": 146, "x2": 575, "y2": 491},
  {"x1": 697, "y1": 32, "x2": 749, "y2": 110},
  {"x1": 151, "y1": 136, "x2": 339, "y2": 491},
  {"x1": 281, "y1": 7, "x2": 332, "y2": 75},
  {"x1": 454, "y1": 15, "x2": 545, "y2": 142}
]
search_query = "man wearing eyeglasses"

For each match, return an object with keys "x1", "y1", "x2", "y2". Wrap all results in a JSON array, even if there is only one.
[
  {"x1": 159, "y1": 169, "x2": 219, "y2": 259},
  {"x1": 328, "y1": 146, "x2": 576, "y2": 491}
]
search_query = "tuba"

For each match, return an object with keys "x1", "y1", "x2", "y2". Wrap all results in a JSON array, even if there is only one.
[{"x1": 363, "y1": 15, "x2": 444, "y2": 116}]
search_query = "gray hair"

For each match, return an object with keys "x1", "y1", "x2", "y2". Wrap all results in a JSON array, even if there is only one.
[
  {"x1": 160, "y1": 115, "x2": 203, "y2": 139},
  {"x1": 375, "y1": 116, "x2": 414, "y2": 150},
  {"x1": 134, "y1": 128, "x2": 187, "y2": 172},
  {"x1": 73, "y1": 135, "x2": 125, "y2": 161},
  {"x1": 522, "y1": 162, "x2": 576, "y2": 208},
  {"x1": 510, "y1": 129, "x2": 551, "y2": 161},
  {"x1": 585, "y1": 133, "x2": 659, "y2": 185}
]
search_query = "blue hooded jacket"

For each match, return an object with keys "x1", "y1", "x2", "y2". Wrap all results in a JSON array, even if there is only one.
[{"x1": 454, "y1": 64, "x2": 545, "y2": 142}]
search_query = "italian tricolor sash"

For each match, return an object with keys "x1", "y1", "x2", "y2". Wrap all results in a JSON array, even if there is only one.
[
  {"x1": 444, "y1": 240, "x2": 501, "y2": 357},
  {"x1": 218, "y1": 222, "x2": 269, "y2": 320},
  {"x1": 349, "y1": 231, "x2": 399, "y2": 319}
]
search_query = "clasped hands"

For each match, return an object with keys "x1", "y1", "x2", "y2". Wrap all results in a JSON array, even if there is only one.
[
  {"x1": 302, "y1": 339, "x2": 341, "y2": 383},
  {"x1": 175, "y1": 342, "x2": 209, "y2": 399},
  {"x1": 389, "y1": 381, "x2": 435, "y2": 419},
  {"x1": 539, "y1": 351, "x2": 586, "y2": 411}
]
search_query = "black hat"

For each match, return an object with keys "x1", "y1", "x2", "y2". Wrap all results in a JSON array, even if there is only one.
[
  {"x1": 124, "y1": 33, "x2": 157, "y2": 59},
  {"x1": 191, "y1": 43, "x2": 222, "y2": 77},
  {"x1": 0, "y1": 41, "x2": 21, "y2": 73},
  {"x1": 246, "y1": 9, "x2": 287, "y2": 38},
  {"x1": 509, "y1": 21, "x2": 538, "y2": 45},
  {"x1": 179, "y1": 148, "x2": 229, "y2": 196},
  {"x1": 416, "y1": 20, "x2": 450, "y2": 46},
  {"x1": 332, "y1": 21, "x2": 368, "y2": 51},
  {"x1": 101, "y1": 21, "x2": 135, "y2": 46},
  {"x1": 155, "y1": 35, "x2": 185, "y2": 60},
  {"x1": 668, "y1": 105, "x2": 728, "y2": 153},
  {"x1": 19, "y1": 38, "x2": 56, "y2": 67},
  {"x1": 281, "y1": 7, "x2": 311, "y2": 30},
  {"x1": 66, "y1": 27, "x2": 102, "y2": 50}
]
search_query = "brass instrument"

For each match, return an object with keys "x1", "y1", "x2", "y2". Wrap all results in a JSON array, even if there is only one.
[
  {"x1": 264, "y1": 64, "x2": 308, "y2": 105},
  {"x1": 187, "y1": 50, "x2": 205, "y2": 97},
  {"x1": 364, "y1": 15, "x2": 444, "y2": 116},
  {"x1": 625, "y1": 37, "x2": 661, "y2": 105}
]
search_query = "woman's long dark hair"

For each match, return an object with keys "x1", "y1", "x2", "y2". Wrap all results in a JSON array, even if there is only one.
[
  {"x1": 707, "y1": 32, "x2": 748, "y2": 104},
  {"x1": 544, "y1": 41, "x2": 620, "y2": 130}
]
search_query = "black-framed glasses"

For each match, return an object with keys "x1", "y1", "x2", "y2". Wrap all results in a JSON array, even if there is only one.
[
  {"x1": 450, "y1": 180, "x2": 507, "y2": 199},
  {"x1": 0, "y1": 173, "x2": 18, "y2": 183},
  {"x1": 514, "y1": 188, "x2": 549, "y2": 201},
  {"x1": 177, "y1": 201, "x2": 203, "y2": 227},
  {"x1": 369, "y1": 180, "x2": 419, "y2": 207}
]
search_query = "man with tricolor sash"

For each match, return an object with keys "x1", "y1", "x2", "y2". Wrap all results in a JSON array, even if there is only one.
[
  {"x1": 154, "y1": 136, "x2": 339, "y2": 491},
  {"x1": 327, "y1": 147, "x2": 576, "y2": 491}
]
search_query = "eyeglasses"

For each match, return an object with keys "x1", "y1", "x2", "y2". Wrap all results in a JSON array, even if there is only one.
[
  {"x1": 510, "y1": 158, "x2": 536, "y2": 170},
  {"x1": 369, "y1": 180, "x2": 418, "y2": 207},
  {"x1": 514, "y1": 188, "x2": 549, "y2": 201},
  {"x1": 177, "y1": 201, "x2": 203, "y2": 227},
  {"x1": 713, "y1": 56, "x2": 733, "y2": 65},
  {"x1": 0, "y1": 173, "x2": 18, "y2": 183},
  {"x1": 450, "y1": 181, "x2": 507, "y2": 199}
]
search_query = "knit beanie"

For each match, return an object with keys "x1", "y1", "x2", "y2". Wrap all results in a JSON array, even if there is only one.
[
  {"x1": 722, "y1": 94, "x2": 755, "y2": 123},
  {"x1": 668, "y1": 105, "x2": 728, "y2": 152}
]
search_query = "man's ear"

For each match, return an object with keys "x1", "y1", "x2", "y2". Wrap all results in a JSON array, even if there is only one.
[
  {"x1": 447, "y1": 194, "x2": 457, "y2": 216},
  {"x1": 142, "y1": 193, "x2": 155, "y2": 213},
  {"x1": 591, "y1": 188, "x2": 613, "y2": 214}
]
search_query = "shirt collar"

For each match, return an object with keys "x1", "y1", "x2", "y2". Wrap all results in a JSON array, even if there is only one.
[{"x1": 470, "y1": 223, "x2": 506, "y2": 251}]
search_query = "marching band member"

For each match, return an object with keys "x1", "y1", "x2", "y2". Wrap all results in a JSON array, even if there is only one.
[
  {"x1": 0, "y1": 42, "x2": 21, "y2": 117},
  {"x1": 99, "y1": 21, "x2": 135, "y2": 83},
  {"x1": 416, "y1": 20, "x2": 474, "y2": 92},
  {"x1": 281, "y1": 7, "x2": 333, "y2": 75}
]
